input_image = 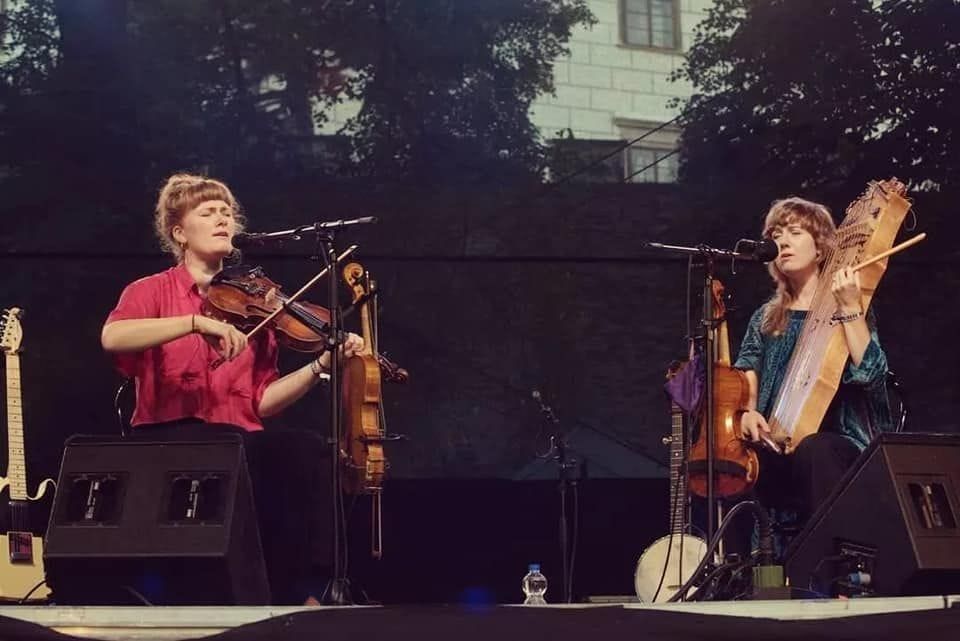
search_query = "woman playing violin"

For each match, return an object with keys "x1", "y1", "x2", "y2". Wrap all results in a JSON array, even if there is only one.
[
  {"x1": 101, "y1": 173, "x2": 363, "y2": 429},
  {"x1": 101, "y1": 173, "x2": 363, "y2": 604},
  {"x1": 733, "y1": 197, "x2": 893, "y2": 533}
]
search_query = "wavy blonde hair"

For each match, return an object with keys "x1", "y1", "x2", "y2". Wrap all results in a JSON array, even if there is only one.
[
  {"x1": 760, "y1": 197, "x2": 837, "y2": 336},
  {"x1": 154, "y1": 173, "x2": 246, "y2": 262}
]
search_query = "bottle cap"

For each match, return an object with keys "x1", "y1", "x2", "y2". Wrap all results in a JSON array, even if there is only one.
[{"x1": 528, "y1": 563, "x2": 540, "y2": 572}]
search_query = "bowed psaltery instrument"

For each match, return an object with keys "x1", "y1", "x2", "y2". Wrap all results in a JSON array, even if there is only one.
[{"x1": 765, "y1": 178, "x2": 925, "y2": 454}]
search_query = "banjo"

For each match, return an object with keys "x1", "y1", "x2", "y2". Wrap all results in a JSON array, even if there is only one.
[{"x1": 634, "y1": 363, "x2": 707, "y2": 602}]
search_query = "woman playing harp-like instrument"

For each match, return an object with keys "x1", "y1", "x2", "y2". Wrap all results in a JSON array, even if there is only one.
[{"x1": 733, "y1": 180, "x2": 919, "y2": 526}]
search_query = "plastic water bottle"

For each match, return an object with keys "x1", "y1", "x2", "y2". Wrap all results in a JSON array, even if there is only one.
[{"x1": 521, "y1": 563, "x2": 548, "y2": 605}]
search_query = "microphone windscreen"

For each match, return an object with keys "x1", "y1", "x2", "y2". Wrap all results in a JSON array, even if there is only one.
[
  {"x1": 231, "y1": 232, "x2": 260, "y2": 249},
  {"x1": 756, "y1": 238, "x2": 779, "y2": 262}
]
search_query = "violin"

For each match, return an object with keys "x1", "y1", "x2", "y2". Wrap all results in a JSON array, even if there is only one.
[
  {"x1": 687, "y1": 279, "x2": 759, "y2": 499},
  {"x1": 340, "y1": 261, "x2": 388, "y2": 558},
  {"x1": 201, "y1": 264, "x2": 408, "y2": 382}
]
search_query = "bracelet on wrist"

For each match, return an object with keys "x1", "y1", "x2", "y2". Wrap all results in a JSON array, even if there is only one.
[
  {"x1": 831, "y1": 309, "x2": 864, "y2": 324},
  {"x1": 191, "y1": 314, "x2": 196, "y2": 333},
  {"x1": 310, "y1": 358, "x2": 328, "y2": 378}
]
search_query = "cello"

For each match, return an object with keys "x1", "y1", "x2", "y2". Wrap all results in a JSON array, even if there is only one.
[
  {"x1": 687, "y1": 279, "x2": 759, "y2": 499},
  {"x1": 340, "y1": 262, "x2": 389, "y2": 558}
]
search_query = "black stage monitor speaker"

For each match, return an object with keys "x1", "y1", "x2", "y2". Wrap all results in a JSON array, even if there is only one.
[
  {"x1": 44, "y1": 434, "x2": 270, "y2": 605},
  {"x1": 786, "y1": 432, "x2": 960, "y2": 597}
]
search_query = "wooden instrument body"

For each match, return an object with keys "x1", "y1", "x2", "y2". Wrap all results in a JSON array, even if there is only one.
[
  {"x1": 204, "y1": 265, "x2": 331, "y2": 353},
  {"x1": 340, "y1": 264, "x2": 390, "y2": 558},
  {"x1": 341, "y1": 352, "x2": 386, "y2": 494},
  {"x1": 688, "y1": 364, "x2": 757, "y2": 497},
  {"x1": 768, "y1": 180, "x2": 911, "y2": 453},
  {"x1": 688, "y1": 280, "x2": 759, "y2": 498}
]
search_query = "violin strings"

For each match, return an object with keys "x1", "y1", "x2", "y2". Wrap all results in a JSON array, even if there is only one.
[{"x1": 275, "y1": 291, "x2": 331, "y2": 335}]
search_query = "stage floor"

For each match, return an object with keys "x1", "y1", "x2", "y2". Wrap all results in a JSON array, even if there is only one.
[{"x1": 1, "y1": 596, "x2": 959, "y2": 641}]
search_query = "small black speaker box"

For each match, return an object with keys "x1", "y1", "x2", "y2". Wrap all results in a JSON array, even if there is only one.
[
  {"x1": 44, "y1": 434, "x2": 270, "y2": 605},
  {"x1": 785, "y1": 432, "x2": 960, "y2": 596}
]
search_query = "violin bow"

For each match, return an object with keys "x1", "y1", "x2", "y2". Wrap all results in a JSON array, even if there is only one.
[{"x1": 851, "y1": 233, "x2": 926, "y2": 273}]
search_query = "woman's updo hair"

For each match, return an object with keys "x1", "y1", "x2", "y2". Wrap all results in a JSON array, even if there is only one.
[{"x1": 154, "y1": 173, "x2": 246, "y2": 262}]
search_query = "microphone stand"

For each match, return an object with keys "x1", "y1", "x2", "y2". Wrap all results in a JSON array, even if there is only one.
[
  {"x1": 308, "y1": 217, "x2": 374, "y2": 606},
  {"x1": 236, "y1": 216, "x2": 376, "y2": 605},
  {"x1": 314, "y1": 228, "x2": 352, "y2": 606},
  {"x1": 534, "y1": 392, "x2": 578, "y2": 603}
]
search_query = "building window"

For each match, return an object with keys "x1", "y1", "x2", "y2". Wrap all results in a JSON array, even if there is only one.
[
  {"x1": 621, "y1": 0, "x2": 680, "y2": 50},
  {"x1": 547, "y1": 137, "x2": 626, "y2": 184},
  {"x1": 618, "y1": 118, "x2": 680, "y2": 183},
  {"x1": 626, "y1": 147, "x2": 678, "y2": 183}
]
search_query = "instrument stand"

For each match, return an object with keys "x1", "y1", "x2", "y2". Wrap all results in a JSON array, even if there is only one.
[
  {"x1": 312, "y1": 230, "x2": 353, "y2": 606},
  {"x1": 533, "y1": 393, "x2": 580, "y2": 604},
  {"x1": 699, "y1": 254, "x2": 720, "y2": 550}
]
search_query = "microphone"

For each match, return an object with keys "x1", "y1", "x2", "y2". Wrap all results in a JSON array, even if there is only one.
[
  {"x1": 231, "y1": 231, "x2": 292, "y2": 248},
  {"x1": 734, "y1": 238, "x2": 779, "y2": 262},
  {"x1": 232, "y1": 217, "x2": 378, "y2": 249}
]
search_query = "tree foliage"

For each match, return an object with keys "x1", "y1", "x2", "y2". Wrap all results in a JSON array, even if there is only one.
[
  {"x1": 330, "y1": 0, "x2": 595, "y2": 183},
  {"x1": 0, "y1": 0, "x2": 595, "y2": 220},
  {"x1": 672, "y1": 0, "x2": 960, "y2": 233}
]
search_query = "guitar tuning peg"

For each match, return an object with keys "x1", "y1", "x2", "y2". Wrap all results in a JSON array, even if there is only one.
[{"x1": 661, "y1": 435, "x2": 673, "y2": 446}]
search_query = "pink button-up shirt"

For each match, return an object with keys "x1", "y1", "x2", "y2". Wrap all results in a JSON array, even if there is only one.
[{"x1": 106, "y1": 263, "x2": 279, "y2": 431}]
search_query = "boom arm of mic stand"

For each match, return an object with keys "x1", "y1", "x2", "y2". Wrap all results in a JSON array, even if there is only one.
[
  {"x1": 313, "y1": 216, "x2": 378, "y2": 230},
  {"x1": 645, "y1": 241, "x2": 773, "y2": 262}
]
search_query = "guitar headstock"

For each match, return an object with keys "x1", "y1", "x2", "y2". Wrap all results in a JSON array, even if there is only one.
[{"x1": 1, "y1": 307, "x2": 24, "y2": 355}]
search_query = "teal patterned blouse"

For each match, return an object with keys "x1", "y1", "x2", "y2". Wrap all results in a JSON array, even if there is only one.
[{"x1": 733, "y1": 305, "x2": 893, "y2": 451}]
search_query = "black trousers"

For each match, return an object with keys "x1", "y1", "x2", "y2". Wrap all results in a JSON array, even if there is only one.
[
  {"x1": 131, "y1": 422, "x2": 332, "y2": 604},
  {"x1": 755, "y1": 431, "x2": 862, "y2": 522},
  {"x1": 724, "y1": 431, "x2": 861, "y2": 557}
]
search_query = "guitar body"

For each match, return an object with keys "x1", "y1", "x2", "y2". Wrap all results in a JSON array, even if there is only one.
[
  {"x1": 0, "y1": 532, "x2": 49, "y2": 601},
  {"x1": 634, "y1": 532, "x2": 707, "y2": 603}
]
